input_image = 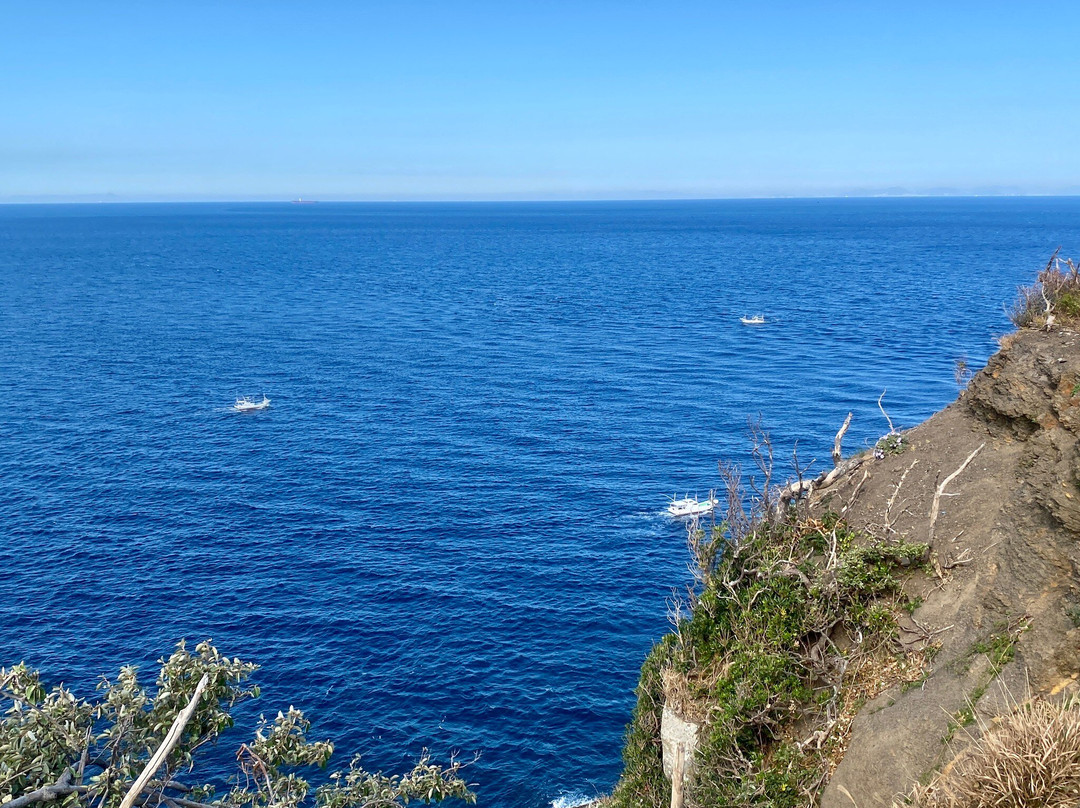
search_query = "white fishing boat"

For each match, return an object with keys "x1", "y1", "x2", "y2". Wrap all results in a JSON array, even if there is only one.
[
  {"x1": 232, "y1": 396, "x2": 270, "y2": 412},
  {"x1": 667, "y1": 494, "x2": 719, "y2": 518},
  {"x1": 740, "y1": 314, "x2": 766, "y2": 325}
]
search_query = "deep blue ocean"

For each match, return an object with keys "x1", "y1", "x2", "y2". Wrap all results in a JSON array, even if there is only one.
[{"x1": 2, "y1": 199, "x2": 1079, "y2": 807}]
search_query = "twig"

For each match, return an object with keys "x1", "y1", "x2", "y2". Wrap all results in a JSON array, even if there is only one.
[
  {"x1": 842, "y1": 469, "x2": 869, "y2": 514},
  {"x1": 942, "y1": 549, "x2": 974, "y2": 570},
  {"x1": 1044, "y1": 246, "x2": 1062, "y2": 272},
  {"x1": 1039, "y1": 248, "x2": 1061, "y2": 331},
  {"x1": 832, "y1": 412, "x2": 853, "y2": 467},
  {"x1": 76, "y1": 737, "x2": 91, "y2": 784},
  {"x1": 748, "y1": 416, "x2": 775, "y2": 514},
  {"x1": 145, "y1": 781, "x2": 193, "y2": 794},
  {"x1": 928, "y1": 444, "x2": 985, "y2": 543},
  {"x1": 878, "y1": 390, "x2": 897, "y2": 435},
  {"x1": 140, "y1": 797, "x2": 215, "y2": 808},
  {"x1": 118, "y1": 673, "x2": 210, "y2": 808},
  {"x1": 719, "y1": 461, "x2": 749, "y2": 544},
  {"x1": 0, "y1": 684, "x2": 32, "y2": 707},
  {"x1": 836, "y1": 783, "x2": 859, "y2": 807},
  {"x1": 899, "y1": 620, "x2": 954, "y2": 641},
  {"x1": 1041, "y1": 283, "x2": 1056, "y2": 331},
  {"x1": 884, "y1": 459, "x2": 919, "y2": 535}
]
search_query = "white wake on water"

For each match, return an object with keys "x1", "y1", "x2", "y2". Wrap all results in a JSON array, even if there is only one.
[{"x1": 550, "y1": 792, "x2": 595, "y2": 808}]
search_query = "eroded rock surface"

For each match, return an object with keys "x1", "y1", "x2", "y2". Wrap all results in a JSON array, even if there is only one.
[
  {"x1": 659, "y1": 705, "x2": 699, "y2": 781},
  {"x1": 815, "y1": 327, "x2": 1080, "y2": 807}
]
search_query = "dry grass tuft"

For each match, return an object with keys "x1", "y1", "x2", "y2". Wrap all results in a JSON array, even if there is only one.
[
  {"x1": 906, "y1": 695, "x2": 1080, "y2": 808},
  {"x1": 660, "y1": 666, "x2": 709, "y2": 725}
]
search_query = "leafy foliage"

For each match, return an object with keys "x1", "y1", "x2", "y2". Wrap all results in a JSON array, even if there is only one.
[
  {"x1": 1, "y1": 641, "x2": 475, "y2": 808},
  {"x1": 874, "y1": 433, "x2": 907, "y2": 458},
  {"x1": 611, "y1": 506, "x2": 931, "y2": 808},
  {"x1": 609, "y1": 638, "x2": 672, "y2": 808}
]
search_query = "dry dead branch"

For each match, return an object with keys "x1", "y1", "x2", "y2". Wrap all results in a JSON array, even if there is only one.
[
  {"x1": 669, "y1": 743, "x2": 685, "y2": 808},
  {"x1": 719, "y1": 461, "x2": 750, "y2": 544},
  {"x1": 778, "y1": 453, "x2": 864, "y2": 514},
  {"x1": 928, "y1": 444, "x2": 985, "y2": 543},
  {"x1": 898, "y1": 617, "x2": 954, "y2": 645},
  {"x1": 878, "y1": 390, "x2": 898, "y2": 435},
  {"x1": 3, "y1": 770, "x2": 84, "y2": 808},
  {"x1": 1040, "y1": 281, "x2": 1056, "y2": 331},
  {"x1": 118, "y1": 673, "x2": 210, "y2": 808},
  {"x1": 942, "y1": 548, "x2": 974, "y2": 570},
  {"x1": 818, "y1": 456, "x2": 864, "y2": 492},
  {"x1": 885, "y1": 459, "x2": 919, "y2": 535},
  {"x1": 842, "y1": 469, "x2": 870, "y2": 515},
  {"x1": 832, "y1": 412, "x2": 853, "y2": 467},
  {"x1": 747, "y1": 416, "x2": 775, "y2": 513}
]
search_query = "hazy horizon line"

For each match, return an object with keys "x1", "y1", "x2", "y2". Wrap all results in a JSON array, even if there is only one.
[{"x1": 4, "y1": 191, "x2": 1080, "y2": 206}]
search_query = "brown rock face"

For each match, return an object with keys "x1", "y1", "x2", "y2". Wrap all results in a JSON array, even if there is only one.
[
  {"x1": 814, "y1": 327, "x2": 1080, "y2": 807},
  {"x1": 967, "y1": 331, "x2": 1080, "y2": 533}
]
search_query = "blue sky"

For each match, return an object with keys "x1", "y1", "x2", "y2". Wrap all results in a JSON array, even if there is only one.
[{"x1": 2, "y1": 1, "x2": 1078, "y2": 201}]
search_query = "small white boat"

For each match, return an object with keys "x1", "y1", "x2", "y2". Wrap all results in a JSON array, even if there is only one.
[
  {"x1": 232, "y1": 396, "x2": 271, "y2": 412},
  {"x1": 740, "y1": 314, "x2": 766, "y2": 325},
  {"x1": 667, "y1": 494, "x2": 719, "y2": 518}
]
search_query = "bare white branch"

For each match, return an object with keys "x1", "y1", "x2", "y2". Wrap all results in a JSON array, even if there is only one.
[
  {"x1": 885, "y1": 459, "x2": 919, "y2": 535},
  {"x1": 119, "y1": 674, "x2": 210, "y2": 808},
  {"x1": 832, "y1": 412, "x2": 853, "y2": 467},
  {"x1": 878, "y1": 390, "x2": 897, "y2": 435},
  {"x1": 928, "y1": 444, "x2": 985, "y2": 543}
]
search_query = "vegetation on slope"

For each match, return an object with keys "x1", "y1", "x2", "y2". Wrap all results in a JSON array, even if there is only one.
[
  {"x1": 614, "y1": 254, "x2": 1080, "y2": 807},
  {"x1": 611, "y1": 450, "x2": 933, "y2": 808},
  {"x1": 1008, "y1": 250, "x2": 1080, "y2": 329}
]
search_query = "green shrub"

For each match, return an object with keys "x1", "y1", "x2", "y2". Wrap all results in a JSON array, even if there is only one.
[
  {"x1": 0, "y1": 642, "x2": 475, "y2": 808},
  {"x1": 610, "y1": 513, "x2": 930, "y2": 808},
  {"x1": 611, "y1": 638, "x2": 673, "y2": 808},
  {"x1": 1057, "y1": 291, "x2": 1080, "y2": 317},
  {"x1": 875, "y1": 433, "x2": 908, "y2": 457}
]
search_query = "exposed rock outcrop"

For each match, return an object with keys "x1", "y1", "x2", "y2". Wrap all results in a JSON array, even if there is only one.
[{"x1": 814, "y1": 326, "x2": 1080, "y2": 807}]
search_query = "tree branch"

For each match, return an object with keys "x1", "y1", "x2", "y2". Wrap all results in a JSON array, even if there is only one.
[
  {"x1": 885, "y1": 459, "x2": 919, "y2": 534},
  {"x1": 832, "y1": 412, "x2": 852, "y2": 467},
  {"x1": 3, "y1": 770, "x2": 86, "y2": 808},
  {"x1": 928, "y1": 444, "x2": 984, "y2": 543},
  {"x1": 136, "y1": 795, "x2": 215, "y2": 808},
  {"x1": 877, "y1": 390, "x2": 897, "y2": 435},
  {"x1": 118, "y1": 673, "x2": 210, "y2": 808}
]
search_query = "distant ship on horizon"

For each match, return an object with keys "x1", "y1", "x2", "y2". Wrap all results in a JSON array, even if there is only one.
[{"x1": 291, "y1": 198, "x2": 318, "y2": 205}]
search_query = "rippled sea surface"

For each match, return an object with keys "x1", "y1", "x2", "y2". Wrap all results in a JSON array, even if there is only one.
[{"x1": 2, "y1": 199, "x2": 1079, "y2": 807}]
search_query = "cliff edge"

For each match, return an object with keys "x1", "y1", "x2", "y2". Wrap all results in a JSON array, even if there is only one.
[
  {"x1": 610, "y1": 259, "x2": 1080, "y2": 808},
  {"x1": 818, "y1": 325, "x2": 1080, "y2": 806}
]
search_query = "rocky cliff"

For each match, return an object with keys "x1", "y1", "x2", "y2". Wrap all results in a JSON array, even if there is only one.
[
  {"x1": 819, "y1": 325, "x2": 1080, "y2": 806},
  {"x1": 609, "y1": 294, "x2": 1080, "y2": 807}
]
